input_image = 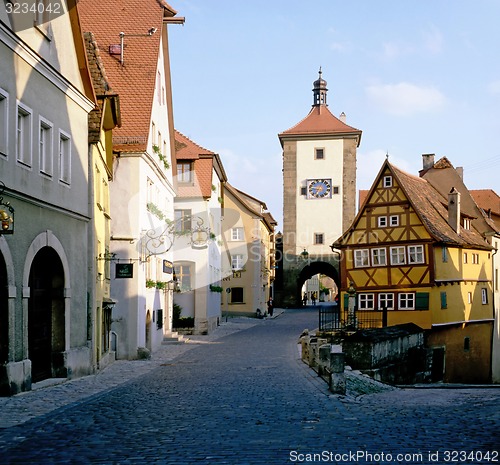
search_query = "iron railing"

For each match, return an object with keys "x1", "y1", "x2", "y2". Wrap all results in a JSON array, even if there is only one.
[{"x1": 319, "y1": 306, "x2": 386, "y2": 332}]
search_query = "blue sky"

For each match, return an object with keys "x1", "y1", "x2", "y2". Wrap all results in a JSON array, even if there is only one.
[{"x1": 169, "y1": 1, "x2": 500, "y2": 230}]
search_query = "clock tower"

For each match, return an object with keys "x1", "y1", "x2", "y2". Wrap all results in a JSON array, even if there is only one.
[{"x1": 276, "y1": 69, "x2": 362, "y2": 307}]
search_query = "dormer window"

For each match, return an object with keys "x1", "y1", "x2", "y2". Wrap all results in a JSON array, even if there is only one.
[
  {"x1": 383, "y1": 176, "x2": 392, "y2": 188},
  {"x1": 462, "y1": 218, "x2": 471, "y2": 230},
  {"x1": 177, "y1": 162, "x2": 193, "y2": 183}
]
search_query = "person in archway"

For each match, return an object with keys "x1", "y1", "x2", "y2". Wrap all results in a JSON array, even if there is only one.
[
  {"x1": 302, "y1": 293, "x2": 308, "y2": 307},
  {"x1": 311, "y1": 292, "x2": 317, "y2": 306},
  {"x1": 267, "y1": 297, "x2": 274, "y2": 317}
]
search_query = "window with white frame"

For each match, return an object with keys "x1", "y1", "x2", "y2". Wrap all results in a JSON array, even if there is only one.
[
  {"x1": 383, "y1": 176, "x2": 392, "y2": 188},
  {"x1": 463, "y1": 218, "x2": 471, "y2": 230},
  {"x1": 408, "y1": 245, "x2": 424, "y2": 264},
  {"x1": 231, "y1": 254, "x2": 244, "y2": 270},
  {"x1": 17, "y1": 103, "x2": 32, "y2": 166},
  {"x1": 472, "y1": 253, "x2": 479, "y2": 264},
  {"x1": 398, "y1": 293, "x2": 415, "y2": 310},
  {"x1": 58, "y1": 130, "x2": 71, "y2": 184},
  {"x1": 467, "y1": 292, "x2": 472, "y2": 304},
  {"x1": 371, "y1": 248, "x2": 387, "y2": 266},
  {"x1": 390, "y1": 246, "x2": 406, "y2": 265},
  {"x1": 358, "y1": 293, "x2": 374, "y2": 310},
  {"x1": 174, "y1": 264, "x2": 192, "y2": 292},
  {"x1": 463, "y1": 252, "x2": 468, "y2": 264},
  {"x1": 354, "y1": 249, "x2": 369, "y2": 267},
  {"x1": 0, "y1": 89, "x2": 8, "y2": 156},
  {"x1": 390, "y1": 215, "x2": 399, "y2": 226},
  {"x1": 231, "y1": 227, "x2": 244, "y2": 241},
  {"x1": 377, "y1": 216, "x2": 387, "y2": 227},
  {"x1": 481, "y1": 288, "x2": 488, "y2": 304},
  {"x1": 379, "y1": 293, "x2": 394, "y2": 310},
  {"x1": 39, "y1": 117, "x2": 53, "y2": 176},
  {"x1": 177, "y1": 162, "x2": 193, "y2": 183},
  {"x1": 174, "y1": 209, "x2": 191, "y2": 232},
  {"x1": 442, "y1": 246, "x2": 448, "y2": 263}
]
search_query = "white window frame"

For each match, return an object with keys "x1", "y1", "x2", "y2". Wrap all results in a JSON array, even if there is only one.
[
  {"x1": 390, "y1": 215, "x2": 399, "y2": 226},
  {"x1": 231, "y1": 227, "x2": 244, "y2": 241},
  {"x1": 354, "y1": 249, "x2": 369, "y2": 267},
  {"x1": 398, "y1": 293, "x2": 415, "y2": 310},
  {"x1": 383, "y1": 175, "x2": 392, "y2": 188},
  {"x1": 231, "y1": 254, "x2": 244, "y2": 271},
  {"x1": 467, "y1": 292, "x2": 472, "y2": 304},
  {"x1": 408, "y1": 245, "x2": 425, "y2": 264},
  {"x1": 463, "y1": 252, "x2": 468, "y2": 264},
  {"x1": 472, "y1": 253, "x2": 479, "y2": 264},
  {"x1": 358, "y1": 293, "x2": 375, "y2": 310},
  {"x1": 377, "y1": 216, "x2": 387, "y2": 228},
  {"x1": 177, "y1": 162, "x2": 193, "y2": 183},
  {"x1": 0, "y1": 89, "x2": 8, "y2": 157},
  {"x1": 378, "y1": 293, "x2": 394, "y2": 310},
  {"x1": 371, "y1": 248, "x2": 387, "y2": 266},
  {"x1": 17, "y1": 102, "x2": 33, "y2": 167},
  {"x1": 39, "y1": 116, "x2": 53, "y2": 176},
  {"x1": 390, "y1": 246, "x2": 406, "y2": 265},
  {"x1": 58, "y1": 129, "x2": 71, "y2": 185},
  {"x1": 481, "y1": 288, "x2": 488, "y2": 304}
]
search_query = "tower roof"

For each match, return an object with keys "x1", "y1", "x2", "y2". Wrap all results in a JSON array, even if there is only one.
[{"x1": 278, "y1": 70, "x2": 362, "y2": 146}]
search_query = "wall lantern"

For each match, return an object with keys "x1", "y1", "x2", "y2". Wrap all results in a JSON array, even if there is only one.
[
  {"x1": 300, "y1": 248, "x2": 309, "y2": 260},
  {"x1": 0, "y1": 182, "x2": 14, "y2": 235}
]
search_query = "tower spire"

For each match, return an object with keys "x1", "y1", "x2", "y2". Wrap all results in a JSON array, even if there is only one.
[{"x1": 312, "y1": 67, "x2": 328, "y2": 106}]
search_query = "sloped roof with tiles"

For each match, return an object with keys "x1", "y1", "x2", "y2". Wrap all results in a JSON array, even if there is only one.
[
  {"x1": 174, "y1": 130, "x2": 223, "y2": 199},
  {"x1": 78, "y1": 0, "x2": 177, "y2": 153},
  {"x1": 278, "y1": 105, "x2": 362, "y2": 145},
  {"x1": 470, "y1": 189, "x2": 500, "y2": 216},
  {"x1": 84, "y1": 32, "x2": 121, "y2": 145},
  {"x1": 336, "y1": 160, "x2": 491, "y2": 250}
]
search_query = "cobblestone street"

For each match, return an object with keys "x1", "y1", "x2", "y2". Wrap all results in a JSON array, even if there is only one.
[{"x1": 0, "y1": 309, "x2": 498, "y2": 464}]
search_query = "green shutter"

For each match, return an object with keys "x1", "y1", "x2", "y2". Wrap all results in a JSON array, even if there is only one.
[
  {"x1": 415, "y1": 292, "x2": 429, "y2": 310},
  {"x1": 343, "y1": 293, "x2": 349, "y2": 310},
  {"x1": 440, "y1": 291, "x2": 447, "y2": 309}
]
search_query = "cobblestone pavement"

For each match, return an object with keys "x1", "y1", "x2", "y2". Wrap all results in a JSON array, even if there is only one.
[{"x1": 0, "y1": 309, "x2": 499, "y2": 464}]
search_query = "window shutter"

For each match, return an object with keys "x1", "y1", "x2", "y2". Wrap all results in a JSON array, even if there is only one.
[
  {"x1": 415, "y1": 292, "x2": 429, "y2": 310},
  {"x1": 343, "y1": 293, "x2": 349, "y2": 310},
  {"x1": 440, "y1": 292, "x2": 447, "y2": 309}
]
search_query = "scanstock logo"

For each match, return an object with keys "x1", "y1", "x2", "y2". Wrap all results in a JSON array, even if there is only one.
[{"x1": 5, "y1": 0, "x2": 76, "y2": 32}]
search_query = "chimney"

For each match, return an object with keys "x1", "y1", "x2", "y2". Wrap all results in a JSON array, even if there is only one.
[
  {"x1": 339, "y1": 112, "x2": 346, "y2": 123},
  {"x1": 448, "y1": 187, "x2": 461, "y2": 234},
  {"x1": 456, "y1": 166, "x2": 464, "y2": 180},
  {"x1": 422, "y1": 153, "x2": 435, "y2": 170}
]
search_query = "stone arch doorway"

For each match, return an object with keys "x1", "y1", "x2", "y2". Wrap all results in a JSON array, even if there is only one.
[
  {"x1": 0, "y1": 252, "x2": 7, "y2": 364},
  {"x1": 297, "y1": 261, "x2": 340, "y2": 306},
  {"x1": 28, "y1": 247, "x2": 65, "y2": 383}
]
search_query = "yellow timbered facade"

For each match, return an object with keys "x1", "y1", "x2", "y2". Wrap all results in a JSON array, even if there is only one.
[{"x1": 334, "y1": 159, "x2": 494, "y2": 383}]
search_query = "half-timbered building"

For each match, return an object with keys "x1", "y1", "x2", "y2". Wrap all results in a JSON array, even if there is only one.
[{"x1": 333, "y1": 159, "x2": 494, "y2": 383}]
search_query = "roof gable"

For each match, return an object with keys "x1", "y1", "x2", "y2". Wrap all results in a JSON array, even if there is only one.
[
  {"x1": 79, "y1": 0, "x2": 172, "y2": 152},
  {"x1": 278, "y1": 105, "x2": 361, "y2": 146},
  {"x1": 335, "y1": 160, "x2": 490, "y2": 250}
]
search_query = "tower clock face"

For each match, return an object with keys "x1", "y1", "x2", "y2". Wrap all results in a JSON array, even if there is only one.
[{"x1": 307, "y1": 179, "x2": 332, "y2": 199}]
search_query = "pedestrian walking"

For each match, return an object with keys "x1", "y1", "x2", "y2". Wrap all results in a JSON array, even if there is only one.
[
  {"x1": 311, "y1": 292, "x2": 317, "y2": 306},
  {"x1": 267, "y1": 297, "x2": 274, "y2": 317},
  {"x1": 302, "y1": 293, "x2": 308, "y2": 306}
]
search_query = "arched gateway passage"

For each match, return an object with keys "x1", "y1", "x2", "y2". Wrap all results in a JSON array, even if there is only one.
[
  {"x1": 297, "y1": 261, "x2": 340, "y2": 306},
  {"x1": 28, "y1": 247, "x2": 65, "y2": 383}
]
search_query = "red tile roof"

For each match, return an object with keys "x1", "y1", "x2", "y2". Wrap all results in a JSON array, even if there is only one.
[
  {"x1": 78, "y1": 0, "x2": 177, "y2": 153},
  {"x1": 174, "y1": 130, "x2": 218, "y2": 199},
  {"x1": 278, "y1": 105, "x2": 362, "y2": 146},
  {"x1": 470, "y1": 189, "x2": 500, "y2": 216}
]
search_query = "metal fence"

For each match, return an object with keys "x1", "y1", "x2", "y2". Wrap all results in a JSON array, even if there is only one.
[{"x1": 319, "y1": 306, "x2": 386, "y2": 332}]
